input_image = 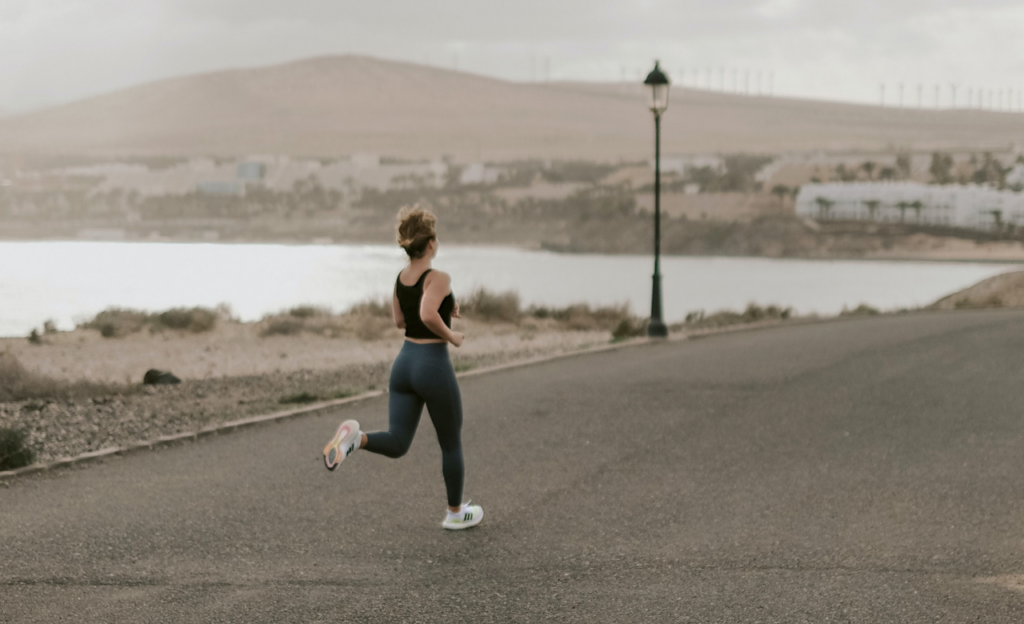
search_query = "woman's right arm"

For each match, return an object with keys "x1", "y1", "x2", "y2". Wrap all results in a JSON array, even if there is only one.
[{"x1": 420, "y1": 272, "x2": 464, "y2": 347}]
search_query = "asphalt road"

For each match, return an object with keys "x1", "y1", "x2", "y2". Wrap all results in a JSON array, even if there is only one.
[{"x1": 4, "y1": 310, "x2": 1024, "y2": 623}]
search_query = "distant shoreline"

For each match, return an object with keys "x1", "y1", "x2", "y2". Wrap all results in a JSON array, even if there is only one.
[{"x1": 3, "y1": 235, "x2": 1024, "y2": 264}]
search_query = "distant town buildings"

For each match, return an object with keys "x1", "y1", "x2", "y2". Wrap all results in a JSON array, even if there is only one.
[
  {"x1": 459, "y1": 163, "x2": 501, "y2": 185},
  {"x1": 796, "y1": 182, "x2": 1024, "y2": 230},
  {"x1": 659, "y1": 155, "x2": 724, "y2": 175},
  {"x1": 81, "y1": 155, "x2": 448, "y2": 197}
]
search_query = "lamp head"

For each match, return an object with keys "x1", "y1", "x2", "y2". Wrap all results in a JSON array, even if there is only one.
[{"x1": 644, "y1": 61, "x2": 671, "y2": 115}]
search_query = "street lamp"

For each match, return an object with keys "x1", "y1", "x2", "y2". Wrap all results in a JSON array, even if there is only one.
[{"x1": 644, "y1": 61, "x2": 670, "y2": 338}]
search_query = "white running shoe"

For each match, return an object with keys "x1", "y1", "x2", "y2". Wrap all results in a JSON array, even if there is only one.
[
  {"x1": 442, "y1": 502, "x2": 484, "y2": 530},
  {"x1": 323, "y1": 419, "x2": 360, "y2": 471}
]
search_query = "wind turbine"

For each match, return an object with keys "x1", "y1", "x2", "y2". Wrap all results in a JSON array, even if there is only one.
[
  {"x1": 917, "y1": 84, "x2": 923, "y2": 108},
  {"x1": 880, "y1": 83, "x2": 886, "y2": 107},
  {"x1": 950, "y1": 84, "x2": 958, "y2": 109}
]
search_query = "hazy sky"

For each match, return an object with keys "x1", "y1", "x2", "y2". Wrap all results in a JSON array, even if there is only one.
[{"x1": 1, "y1": 0, "x2": 1023, "y2": 112}]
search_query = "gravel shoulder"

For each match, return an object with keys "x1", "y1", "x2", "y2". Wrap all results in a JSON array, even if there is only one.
[{"x1": 0, "y1": 319, "x2": 612, "y2": 465}]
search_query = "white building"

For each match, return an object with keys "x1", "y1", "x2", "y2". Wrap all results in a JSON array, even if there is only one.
[
  {"x1": 1005, "y1": 164, "x2": 1024, "y2": 189},
  {"x1": 659, "y1": 155, "x2": 724, "y2": 175},
  {"x1": 796, "y1": 182, "x2": 1024, "y2": 230},
  {"x1": 459, "y1": 163, "x2": 501, "y2": 185}
]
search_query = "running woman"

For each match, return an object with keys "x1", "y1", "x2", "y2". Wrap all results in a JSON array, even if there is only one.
[{"x1": 323, "y1": 206, "x2": 483, "y2": 530}]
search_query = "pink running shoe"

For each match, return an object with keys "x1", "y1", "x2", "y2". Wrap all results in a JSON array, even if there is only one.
[{"x1": 323, "y1": 419, "x2": 360, "y2": 471}]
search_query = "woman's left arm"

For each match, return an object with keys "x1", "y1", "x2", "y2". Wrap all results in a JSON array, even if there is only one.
[{"x1": 392, "y1": 286, "x2": 406, "y2": 329}]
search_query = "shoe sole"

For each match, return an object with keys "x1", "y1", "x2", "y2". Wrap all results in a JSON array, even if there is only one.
[
  {"x1": 323, "y1": 419, "x2": 359, "y2": 471},
  {"x1": 442, "y1": 507, "x2": 484, "y2": 530}
]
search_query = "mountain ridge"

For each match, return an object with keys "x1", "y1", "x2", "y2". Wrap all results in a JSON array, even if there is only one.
[{"x1": 1, "y1": 55, "x2": 1021, "y2": 160}]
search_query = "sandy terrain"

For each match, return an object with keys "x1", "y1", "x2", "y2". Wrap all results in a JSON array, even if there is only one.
[
  {"x1": 0, "y1": 319, "x2": 614, "y2": 465},
  {"x1": 1, "y1": 318, "x2": 608, "y2": 385},
  {"x1": 933, "y1": 269, "x2": 1024, "y2": 309},
  {"x1": 864, "y1": 236, "x2": 1024, "y2": 262},
  {"x1": 1, "y1": 55, "x2": 1022, "y2": 160}
]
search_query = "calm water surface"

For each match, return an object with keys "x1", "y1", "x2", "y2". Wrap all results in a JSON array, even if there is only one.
[{"x1": 0, "y1": 241, "x2": 1017, "y2": 337}]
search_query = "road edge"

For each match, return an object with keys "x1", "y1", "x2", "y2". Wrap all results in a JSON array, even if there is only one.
[{"x1": 0, "y1": 333, "x2": 669, "y2": 482}]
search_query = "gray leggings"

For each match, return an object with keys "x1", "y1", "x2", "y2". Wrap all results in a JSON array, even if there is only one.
[{"x1": 363, "y1": 341, "x2": 464, "y2": 507}]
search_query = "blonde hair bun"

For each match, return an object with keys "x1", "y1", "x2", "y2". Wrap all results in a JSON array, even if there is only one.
[{"x1": 396, "y1": 205, "x2": 437, "y2": 258}]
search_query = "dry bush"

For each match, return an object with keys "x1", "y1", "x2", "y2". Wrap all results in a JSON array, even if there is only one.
[
  {"x1": 354, "y1": 316, "x2": 395, "y2": 341},
  {"x1": 612, "y1": 317, "x2": 649, "y2": 339},
  {"x1": 954, "y1": 295, "x2": 1003, "y2": 310},
  {"x1": 347, "y1": 298, "x2": 392, "y2": 318},
  {"x1": 840, "y1": 304, "x2": 881, "y2": 317},
  {"x1": 527, "y1": 302, "x2": 634, "y2": 331},
  {"x1": 155, "y1": 307, "x2": 219, "y2": 332},
  {"x1": 0, "y1": 427, "x2": 35, "y2": 470},
  {"x1": 260, "y1": 300, "x2": 395, "y2": 341},
  {"x1": 288, "y1": 305, "x2": 330, "y2": 318},
  {"x1": 0, "y1": 352, "x2": 125, "y2": 402},
  {"x1": 80, "y1": 306, "x2": 223, "y2": 337},
  {"x1": 680, "y1": 303, "x2": 792, "y2": 330},
  {"x1": 80, "y1": 308, "x2": 150, "y2": 337},
  {"x1": 461, "y1": 288, "x2": 521, "y2": 323},
  {"x1": 261, "y1": 317, "x2": 306, "y2": 336}
]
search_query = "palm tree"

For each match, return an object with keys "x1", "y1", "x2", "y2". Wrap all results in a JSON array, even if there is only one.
[
  {"x1": 863, "y1": 199, "x2": 881, "y2": 221},
  {"x1": 910, "y1": 200, "x2": 924, "y2": 223},
  {"x1": 860, "y1": 161, "x2": 877, "y2": 181},
  {"x1": 987, "y1": 209, "x2": 1004, "y2": 232},
  {"x1": 771, "y1": 185, "x2": 790, "y2": 201},
  {"x1": 895, "y1": 201, "x2": 910, "y2": 223},
  {"x1": 814, "y1": 197, "x2": 835, "y2": 220}
]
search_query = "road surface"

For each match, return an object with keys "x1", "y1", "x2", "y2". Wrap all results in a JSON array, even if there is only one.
[{"x1": 4, "y1": 310, "x2": 1024, "y2": 622}]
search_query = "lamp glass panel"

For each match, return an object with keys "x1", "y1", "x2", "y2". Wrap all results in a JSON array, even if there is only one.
[{"x1": 649, "y1": 84, "x2": 670, "y2": 114}]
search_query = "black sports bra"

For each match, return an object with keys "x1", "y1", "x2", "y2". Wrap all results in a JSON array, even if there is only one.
[{"x1": 395, "y1": 269, "x2": 455, "y2": 340}]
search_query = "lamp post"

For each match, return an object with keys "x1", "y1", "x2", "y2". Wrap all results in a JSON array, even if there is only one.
[{"x1": 644, "y1": 61, "x2": 670, "y2": 338}]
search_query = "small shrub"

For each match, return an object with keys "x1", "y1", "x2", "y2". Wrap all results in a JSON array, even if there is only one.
[
  {"x1": 453, "y1": 362, "x2": 475, "y2": 373},
  {"x1": 279, "y1": 392, "x2": 319, "y2": 404},
  {"x1": 347, "y1": 298, "x2": 392, "y2": 318},
  {"x1": 611, "y1": 317, "x2": 648, "y2": 340},
  {"x1": 80, "y1": 308, "x2": 150, "y2": 338},
  {"x1": 0, "y1": 352, "x2": 124, "y2": 402},
  {"x1": 27, "y1": 329, "x2": 42, "y2": 345},
  {"x1": 261, "y1": 317, "x2": 305, "y2": 336},
  {"x1": 81, "y1": 306, "x2": 220, "y2": 337},
  {"x1": 333, "y1": 389, "x2": 358, "y2": 399},
  {"x1": 156, "y1": 307, "x2": 218, "y2": 332},
  {"x1": 462, "y1": 288, "x2": 521, "y2": 323},
  {"x1": 355, "y1": 317, "x2": 393, "y2": 341},
  {"x1": 840, "y1": 304, "x2": 881, "y2": 317},
  {"x1": 0, "y1": 428, "x2": 35, "y2": 471},
  {"x1": 954, "y1": 295, "x2": 1003, "y2": 310},
  {"x1": 527, "y1": 302, "x2": 633, "y2": 331},
  {"x1": 42, "y1": 320, "x2": 58, "y2": 334},
  {"x1": 682, "y1": 302, "x2": 792, "y2": 330},
  {"x1": 289, "y1": 305, "x2": 328, "y2": 319}
]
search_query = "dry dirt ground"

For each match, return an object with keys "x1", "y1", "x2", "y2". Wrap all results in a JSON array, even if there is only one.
[
  {"x1": 933, "y1": 268, "x2": 1024, "y2": 308},
  {"x1": 0, "y1": 319, "x2": 612, "y2": 465}
]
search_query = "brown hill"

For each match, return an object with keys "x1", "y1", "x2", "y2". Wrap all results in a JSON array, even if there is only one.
[
  {"x1": 1, "y1": 55, "x2": 1022, "y2": 160},
  {"x1": 932, "y1": 270, "x2": 1024, "y2": 309}
]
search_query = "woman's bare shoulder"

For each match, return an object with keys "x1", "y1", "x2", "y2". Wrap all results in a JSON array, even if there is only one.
[
  {"x1": 424, "y1": 269, "x2": 452, "y2": 293},
  {"x1": 426, "y1": 269, "x2": 451, "y2": 283}
]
